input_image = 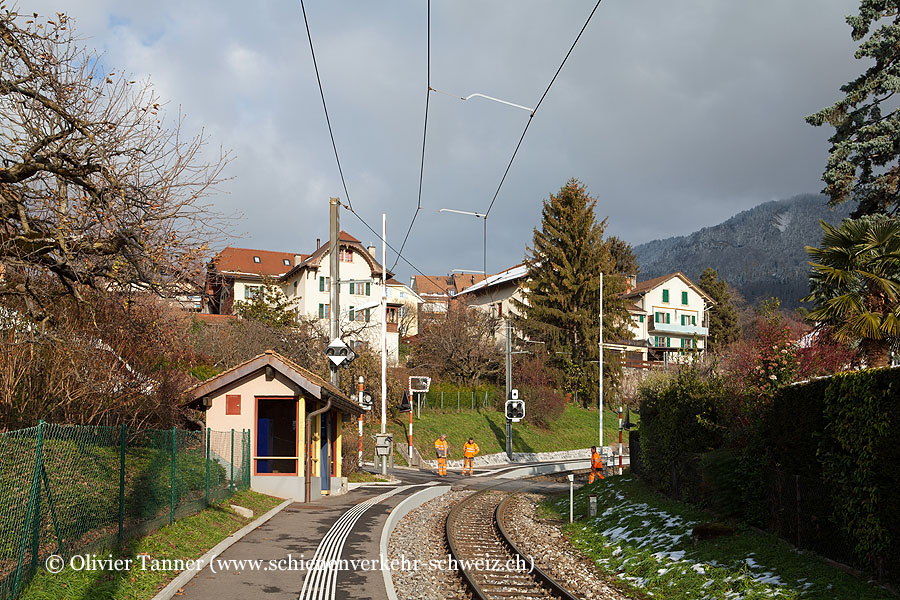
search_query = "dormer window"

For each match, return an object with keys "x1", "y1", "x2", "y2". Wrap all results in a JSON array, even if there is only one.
[
  {"x1": 253, "y1": 256, "x2": 261, "y2": 263},
  {"x1": 283, "y1": 259, "x2": 291, "y2": 266}
]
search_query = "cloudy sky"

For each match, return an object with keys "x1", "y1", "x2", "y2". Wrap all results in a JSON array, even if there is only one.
[{"x1": 27, "y1": 1, "x2": 861, "y2": 281}]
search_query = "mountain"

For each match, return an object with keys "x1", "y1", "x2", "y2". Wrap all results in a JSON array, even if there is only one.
[{"x1": 633, "y1": 194, "x2": 853, "y2": 310}]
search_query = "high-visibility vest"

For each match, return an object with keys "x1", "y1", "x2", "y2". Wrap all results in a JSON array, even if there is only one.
[
  {"x1": 435, "y1": 439, "x2": 448, "y2": 457},
  {"x1": 591, "y1": 451, "x2": 603, "y2": 469},
  {"x1": 463, "y1": 442, "x2": 480, "y2": 458}
]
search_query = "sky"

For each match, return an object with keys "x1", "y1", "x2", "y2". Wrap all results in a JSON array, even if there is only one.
[{"x1": 25, "y1": 0, "x2": 863, "y2": 282}]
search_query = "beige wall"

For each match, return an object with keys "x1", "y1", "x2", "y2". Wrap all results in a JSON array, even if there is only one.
[{"x1": 206, "y1": 369, "x2": 343, "y2": 499}]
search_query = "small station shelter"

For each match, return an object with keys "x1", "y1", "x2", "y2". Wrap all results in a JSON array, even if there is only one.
[{"x1": 185, "y1": 350, "x2": 363, "y2": 501}]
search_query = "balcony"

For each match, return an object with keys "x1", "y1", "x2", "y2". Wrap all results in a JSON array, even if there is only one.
[{"x1": 649, "y1": 322, "x2": 709, "y2": 336}]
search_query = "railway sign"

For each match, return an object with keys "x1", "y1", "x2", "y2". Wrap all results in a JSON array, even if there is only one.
[
  {"x1": 398, "y1": 390, "x2": 412, "y2": 412},
  {"x1": 408, "y1": 376, "x2": 431, "y2": 393}
]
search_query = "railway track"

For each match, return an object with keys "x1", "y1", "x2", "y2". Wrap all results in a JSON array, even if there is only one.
[{"x1": 445, "y1": 489, "x2": 582, "y2": 600}]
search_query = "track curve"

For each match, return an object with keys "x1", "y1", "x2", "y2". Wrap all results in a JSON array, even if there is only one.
[{"x1": 445, "y1": 489, "x2": 582, "y2": 600}]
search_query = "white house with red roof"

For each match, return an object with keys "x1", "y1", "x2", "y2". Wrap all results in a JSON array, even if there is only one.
[{"x1": 204, "y1": 231, "x2": 404, "y2": 364}]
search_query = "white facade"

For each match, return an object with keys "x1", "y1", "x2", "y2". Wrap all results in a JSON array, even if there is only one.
[
  {"x1": 620, "y1": 273, "x2": 712, "y2": 363},
  {"x1": 280, "y1": 245, "x2": 400, "y2": 364}
]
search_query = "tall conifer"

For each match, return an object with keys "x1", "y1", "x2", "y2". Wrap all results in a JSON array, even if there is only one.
[{"x1": 513, "y1": 179, "x2": 630, "y2": 400}]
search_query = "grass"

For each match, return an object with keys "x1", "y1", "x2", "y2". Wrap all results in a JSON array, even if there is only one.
[
  {"x1": 346, "y1": 470, "x2": 388, "y2": 483},
  {"x1": 20, "y1": 489, "x2": 283, "y2": 600},
  {"x1": 379, "y1": 403, "x2": 632, "y2": 460},
  {"x1": 543, "y1": 475, "x2": 894, "y2": 600},
  {"x1": 0, "y1": 434, "x2": 230, "y2": 593}
]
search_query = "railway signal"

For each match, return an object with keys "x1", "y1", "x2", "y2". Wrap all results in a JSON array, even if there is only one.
[
  {"x1": 325, "y1": 337, "x2": 357, "y2": 368},
  {"x1": 505, "y1": 390, "x2": 525, "y2": 422}
]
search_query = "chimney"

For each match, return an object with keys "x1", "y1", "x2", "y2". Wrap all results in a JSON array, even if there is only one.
[
  {"x1": 625, "y1": 274, "x2": 637, "y2": 292},
  {"x1": 294, "y1": 254, "x2": 303, "y2": 266},
  {"x1": 367, "y1": 245, "x2": 376, "y2": 257},
  {"x1": 316, "y1": 238, "x2": 321, "y2": 249}
]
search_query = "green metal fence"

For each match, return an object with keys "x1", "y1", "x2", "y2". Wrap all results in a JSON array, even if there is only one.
[{"x1": 0, "y1": 422, "x2": 250, "y2": 598}]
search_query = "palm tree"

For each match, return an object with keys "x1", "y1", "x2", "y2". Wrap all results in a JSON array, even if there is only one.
[{"x1": 804, "y1": 216, "x2": 900, "y2": 368}]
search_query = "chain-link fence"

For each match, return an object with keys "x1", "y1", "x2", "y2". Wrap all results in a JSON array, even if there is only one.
[{"x1": 0, "y1": 422, "x2": 250, "y2": 599}]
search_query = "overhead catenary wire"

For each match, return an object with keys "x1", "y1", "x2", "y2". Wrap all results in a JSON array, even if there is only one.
[
  {"x1": 392, "y1": 0, "x2": 431, "y2": 271},
  {"x1": 298, "y1": 0, "x2": 353, "y2": 212},
  {"x1": 297, "y1": 0, "x2": 453, "y2": 298},
  {"x1": 483, "y1": 0, "x2": 604, "y2": 219}
]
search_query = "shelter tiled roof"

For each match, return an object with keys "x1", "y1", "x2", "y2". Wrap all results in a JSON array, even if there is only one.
[{"x1": 184, "y1": 350, "x2": 361, "y2": 414}]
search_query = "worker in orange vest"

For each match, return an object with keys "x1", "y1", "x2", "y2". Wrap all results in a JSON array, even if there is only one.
[
  {"x1": 589, "y1": 446, "x2": 605, "y2": 483},
  {"x1": 434, "y1": 434, "x2": 449, "y2": 476},
  {"x1": 462, "y1": 437, "x2": 480, "y2": 476}
]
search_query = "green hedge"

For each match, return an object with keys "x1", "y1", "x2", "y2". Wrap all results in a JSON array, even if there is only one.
[
  {"x1": 636, "y1": 365, "x2": 900, "y2": 582},
  {"x1": 637, "y1": 366, "x2": 726, "y2": 497}
]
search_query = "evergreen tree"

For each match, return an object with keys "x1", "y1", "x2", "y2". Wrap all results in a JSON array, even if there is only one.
[
  {"x1": 699, "y1": 267, "x2": 741, "y2": 351},
  {"x1": 513, "y1": 179, "x2": 630, "y2": 402},
  {"x1": 806, "y1": 1, "x2": 900, "y2": 216},
  {"x1": 607, "y1": 235, "x2": 640, "y2": 278}
]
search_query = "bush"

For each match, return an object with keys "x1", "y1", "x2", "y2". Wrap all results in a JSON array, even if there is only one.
[
  {"x1": 514, "y1": 355, "x2": 565, "y2": 427},
  {"x1": 637, "y1": 363, "x2": 729, "y2": 495}
]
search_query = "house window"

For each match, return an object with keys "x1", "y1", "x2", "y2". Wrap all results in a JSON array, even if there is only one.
[
  {"x1": 682, "y1": 291, "x2": 688, "y2": 305},
  {"x1": 662, "y1": 289, "x2": 669, "y2": 303},
  {"x1": 339, "y1": 248, "x2": 353, "y2": 262},
  {"x1": 244, "y1": 285, "x2": 260, "y2": 299},
  {"x1": 318, "y1": 304, "x2": 330, "y2": 319},
  {"x1": 319, "y1": 276, "x2": 330, "y2": 292},
  {"x1": 253, "y1": 256, "x2": 261, "y2": 263},
  {"x1": 283, "y1": 259, "x2": 291, "y2": 266},
  {"x1": 226, "y1": 394, "x2": 241, "y2": 415}
]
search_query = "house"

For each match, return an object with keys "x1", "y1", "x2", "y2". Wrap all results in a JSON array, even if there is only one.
[
  {"x1": 453, "y1": 263, "x2": 528, "y2": 343},
  {"x1": 185, "y1": 350, "x2": 364, "y2": 501},
  {"x1": 410, "y1": 272, "x2": 486, "y2": 317},
  {"x1": 385, "y1": 277, "x2": 424, "y2": 337},
  {"x1": 204, "y1": 231, "x2": 403, "y2": 364},
  {"x1": 615, "y1": 272, "x2": 713, "y2": 364}
]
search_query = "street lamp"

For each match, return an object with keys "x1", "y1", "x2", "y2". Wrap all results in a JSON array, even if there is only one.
[
  {"x1": 430, "y1": 87, "x2": 535, "y2": 115},
  {"x1": 438, "y1": 208, "x2": 488, "y2": 275}
]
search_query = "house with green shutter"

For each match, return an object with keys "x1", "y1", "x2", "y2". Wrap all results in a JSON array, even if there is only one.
[
  {"x1": 608, "y1": 272, "x2": 714, "y2": 365},
  {"x1": 203, "y1": 231, "x2": 405, "y2": 364}
]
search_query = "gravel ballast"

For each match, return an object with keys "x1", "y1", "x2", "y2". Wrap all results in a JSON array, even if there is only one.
[
  {"x1": 388, "y1": 490, "x2": 473, "y2": 600},
  {"x1": 504, "y1": 493, "x2": 629, "y2": 600}
]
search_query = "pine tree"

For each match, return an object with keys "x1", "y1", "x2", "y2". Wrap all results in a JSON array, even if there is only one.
[
  {"x1": 698, "y1": 267, "x2": 741, "y2": 351},
  {"x1": 806, "y1": 1, "x2": 900, "y2": 216},
  {"x1": 513, "y1": 179, "x2": 630, "y2": 402}
]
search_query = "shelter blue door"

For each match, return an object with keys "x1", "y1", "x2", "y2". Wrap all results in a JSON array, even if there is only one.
[{"x1": 320, "y1": 412, "x2": 330, "y2": 490}]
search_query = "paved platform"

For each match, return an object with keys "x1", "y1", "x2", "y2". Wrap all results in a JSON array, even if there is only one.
[
  {"x1": 178, "y1": 486, "x2": 423, "y2": 600},
  {"x1": 176, "y1": 461, "x2": 580, "y2": 599}
]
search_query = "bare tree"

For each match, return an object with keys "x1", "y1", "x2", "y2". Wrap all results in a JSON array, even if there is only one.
[
  {"x1": 0, "y1": 10, "x2": 229, "y2": 321},
  {"x1": 410, "y1": 300, "x2": 502, "y2": 386}
]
